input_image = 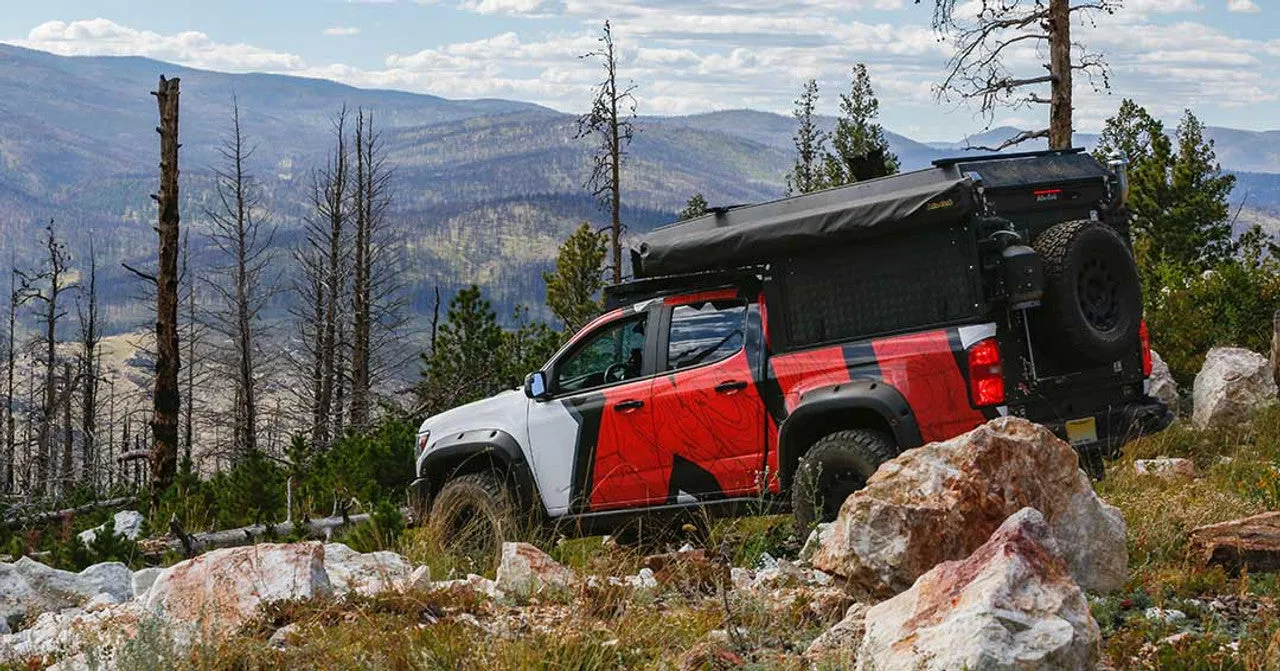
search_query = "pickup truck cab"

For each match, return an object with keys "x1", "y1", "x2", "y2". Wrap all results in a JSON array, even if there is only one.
[{"x1": 412, "y1": 149, "x2": 1173, "y2": 559}]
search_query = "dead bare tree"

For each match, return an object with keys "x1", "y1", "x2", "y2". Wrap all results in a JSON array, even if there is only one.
[
  {"x1": 920, "y1": 0, "x2": 1116, "y2": 150},
  {"x1": 17, "y1": 222, "x2": 74, "y2": 497},
  {"x1": 294, "y1": 107, "x2": 351, "y2": 449},
  {"x1": 349, "y1": 108, "x2": 402, "y2": 430},
  {"x1": 76, "y1": 237, "x2": 101, "y2": 491},
  {"x1": 204, "y1": 99, "x2": 278, "y2": 460},
  {"x1": 578, "y1": 20, "x2": 636, "y2": 284},
  {"x1": 3, "y1": 259, "x2": 17, "y2": 494},
  {"x1": 150, "y1": 75, "x2": 182, "y2": 514}
]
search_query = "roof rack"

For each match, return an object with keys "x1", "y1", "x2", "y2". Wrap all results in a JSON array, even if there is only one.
[
  {"x1": 603, "y1": 268, "x2": 764, "y2": 310},
  {"x1": 931, "y1": 147, "x2": 1086, "y2": 168}
]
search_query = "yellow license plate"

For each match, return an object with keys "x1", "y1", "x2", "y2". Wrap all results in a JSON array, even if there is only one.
[{"x1": 1065, "y1": 417, "x2": 1098, "y2": 446}]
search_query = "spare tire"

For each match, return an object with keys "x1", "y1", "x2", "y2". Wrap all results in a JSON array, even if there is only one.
[{"x1": 1033, "y1": 221, "x2": 1141, "y2": 366}]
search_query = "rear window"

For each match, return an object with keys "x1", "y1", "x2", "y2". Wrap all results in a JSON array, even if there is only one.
[{"x1": 667, "y1": 300, "x2": 747, "y2": 370}]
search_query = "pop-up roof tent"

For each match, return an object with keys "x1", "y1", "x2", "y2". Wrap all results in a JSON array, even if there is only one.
[{"x1": 630, "y1": 149, "x2": 1113, "y2": 279}]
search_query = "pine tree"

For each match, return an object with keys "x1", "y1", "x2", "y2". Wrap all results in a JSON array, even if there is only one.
[
  {"x1": 543, "y1": 222, "x2": 608, "y2": 333},
  {"x1": 679, "y1": 193, "x2": 709, "y2": 220},
  {"x1": 785, "y1": 79, "x2": 827, "y2": 196},
  {"x1": 418, "y1": 286, "x2": 504, "y2": 410},
  {"x1": 1095, "y1": 101, "x2": 1236, "y2": 284},
  {"x1": 499, "y1": 306, "x2": 561, "y2": 388},
  {"x1": 823, "y1": 64, "x2": 898, "y2": 186}
]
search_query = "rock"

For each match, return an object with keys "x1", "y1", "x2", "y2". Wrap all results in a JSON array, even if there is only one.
[
  {"x1": 625, "y1": 567, "x2": 659, "y2": 590},
  {"x1": 495, "y1": 542, "x2": 574, "y2": 596},
  {"x1": 1193, "y1": 347, "x2": 1278, "y2": 429},
  {"x1": 0, "y1": 615, "x2": 9, "y2": 635},
  {"x1": 805, "y1": 603, "x2": 868, "y2": 663},
  {"x1": 323, "y1": 543, "x2": 413, "y2": 597},
  {"x1": 0, "y1": 601, "x2": 166, "y2": 666},
  {"x1": 799, "y1": 523, "x2": 831, "y2": 562},
  {"x1": 9, "y1": 559, "x2": 132, "y2": 613},
  {"x1": 856, "y1": 508, "x2": 1100, "y2": 671},
  {"x1": 1144, "y1": 607, "x2": 1187, "y2": 624},
  {"x1": 729, "y1": 567, "x2": 752, "y2": 591},
  {"x1": 0, "y1": 561, "x2": 44, "y2": 629},
  {"x1": 1134, "y1": 457, "x2": 1198, "y2": 480},
  {"x1": 1188, "y1": 511, "x2": 1280, "y2": 573},
  {"x1": 1149, "y1": 350, "x2": 1180, "y2": 412},
  {"x1": 132, "y1": 567, "x2": 163, "y2": 599},
  {"x1": 812, "y1": 417, "x2": 1127, "y2": 596},
  {"x1": 77, "y1": 510, "x2": 145, "y2": 546},
  {"x1": 144, "y1": 542, "x2": 330, "y2": 637},
  {"x1": 403, "y1": 565, "x2": 432, "y2": 592},
  {"x1": 430, "y1": 573, "x2": 504, "y2": 600},
  {"x1": 268, "y1": 622, "x2": 302, "y2": 650}
]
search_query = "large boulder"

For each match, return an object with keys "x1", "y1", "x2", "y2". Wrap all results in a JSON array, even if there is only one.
[
  {"x1": 0, "y1": 562, "x2": 43, "y2": 630},
  {"x1": 1193, "y1": 347, "x2": 1278, "y2": 429},
  {"x1": 3, "y1": 559, "x2": 132, "y2": 618},
  {"x1": 77, "y1": 510, "x2": 145, "y2": 546},
  {"x1": 1149, "y1": 350, "x2": 1179, "y2": 412},
  {"x1": 144, "y1": 542, "x2": 331, "y2": 636},
  {"x1": 495, "y1": 542, "x2": 574, "y2": 596},
  {"x1": 856, "y1": 508, "x2": 1100, "y2": 671},
  {"x1": 323, "y1": 543, "x2": 413, "y2": 597},
  {"x1": 812, "y1": 416, "x2": 1126, "y2": 596},
  {"x1": 1188, "y1": 511, "x2": 1280, "y2": 573}
]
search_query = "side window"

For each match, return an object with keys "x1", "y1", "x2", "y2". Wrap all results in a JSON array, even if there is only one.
[
  {"x1": 667, "y1": 300, "x2": 747, "y2": 371},
  {"x1": 555, "y1": 315, "x2": 648, "y2": 394}
]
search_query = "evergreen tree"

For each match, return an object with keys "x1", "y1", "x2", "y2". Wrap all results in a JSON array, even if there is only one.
[
  {"x1": 1095, "y1": 101, "x2": 1237, "y2": 286},
  {"x1": 785, "y1": 79, "x2": 827, "y2": 196},
  {"x1": 499, "y1": 305, "x2": 561, "y2": 387},
  {"x1": 418, "y1": 286, "x2": 504, "y2": 409},
  {"x1": 680, "y1": 193, "x2": 709, "y2": 220},
  {"x1": 823, "y1": 64, "x2": 899, "y2": 186},
  {"x1": 543, "y1": 222, "x2": 608, "y2": 333}
]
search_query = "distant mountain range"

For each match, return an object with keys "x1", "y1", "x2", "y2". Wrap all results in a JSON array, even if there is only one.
[{"x1": 0, "y1": 43, "x2": 1276, "y2": 335}]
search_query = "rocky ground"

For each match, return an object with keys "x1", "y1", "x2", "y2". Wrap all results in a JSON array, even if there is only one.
[{"x1": 2, "y1": 345, "x2": 1280, "y2": 670}]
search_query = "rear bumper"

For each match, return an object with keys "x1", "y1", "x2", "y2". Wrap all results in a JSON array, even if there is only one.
[{"x1": 1032, "y1": 396, "x2": 1173, "y2": 458}]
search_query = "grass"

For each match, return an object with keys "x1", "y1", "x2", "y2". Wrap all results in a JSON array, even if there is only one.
[{"x1": 1094, "y1": 405, "x2": 1280, "y2": 670}]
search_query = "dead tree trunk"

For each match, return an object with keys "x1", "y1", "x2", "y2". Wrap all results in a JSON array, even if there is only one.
[
  {"x1": 1272, "y1": 309, "x2": 1280, "y2": 393},
  {"x1": 78, "y1": 239, "x2": 100, "y2": 490},
  {"x1": 350, "y1": 110, "x2": 371, "y2": 429},
  {"x1": 18, "y1": 223, "x2": 72, "y2": 497},
  {"x1": 1047, "y1": 0, "x2": 1072, "y2": 150},
  {"x1": 3, "y1": 262, "x2": 17, "y2": 494},
  {"x1": 150, "y1": 75, "x2": 182, "y2": 515}
]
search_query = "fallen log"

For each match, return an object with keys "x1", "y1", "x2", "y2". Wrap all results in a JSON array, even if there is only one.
[
  {"x1": 2, "y1": 496, "x2": 139, "y2": 527},
  {"x1": 139, "y1": 511, "x2": 396, "y2": 556}
]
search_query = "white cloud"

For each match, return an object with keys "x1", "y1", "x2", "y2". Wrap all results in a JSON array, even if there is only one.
[
  {"x1": 1227, "y1": 0, "x2": 1260, "y2": 12},
  {"x1": 13, "y1": 18, "x2": 304, "y2": 71},
  {"x1": 460, "y1": 0, "x2": 550, "y2": 15},
  {"x1": 323, "y1": 26, "x2": 361, "y2": 36}
]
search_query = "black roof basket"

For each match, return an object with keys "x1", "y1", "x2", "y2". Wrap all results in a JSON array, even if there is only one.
[{"x1": 932, "y1": 146, "x2": 1086, "y2": 168}]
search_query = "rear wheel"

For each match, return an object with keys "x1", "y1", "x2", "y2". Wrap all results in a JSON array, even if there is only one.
[
  {"x1": 1033, "y1": 221, "x2": 1141, "y2": 365},
  {"x1": 792, "y1": 429, "x2": 896, "y2": 533},
  {"x1": 429, "y1": 472, "x2": 516, "y2": 575}
]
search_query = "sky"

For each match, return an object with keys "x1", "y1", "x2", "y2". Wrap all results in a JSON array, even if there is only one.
[{"x1": 0, "y1": 0, "x2": 1275, "y2": 140}]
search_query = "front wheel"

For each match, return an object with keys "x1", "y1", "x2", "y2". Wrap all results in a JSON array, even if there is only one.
[
  {"x1": 792, "y1": 429, "x2": 896, "y2": 533},
  {"x1": 429, "y1": 472, "x2": 516, "y2": 575}
]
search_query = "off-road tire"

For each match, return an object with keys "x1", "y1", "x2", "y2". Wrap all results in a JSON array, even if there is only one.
[
  {"x1": 1033, "y1": 221, "x2": 1142, "y2": 366},
  {"x1": 429, "y1": 472, "x2": 516, "y2": 575},
  {"x1": 792, "y1": 429, "x2": 896, "y2": 533}
]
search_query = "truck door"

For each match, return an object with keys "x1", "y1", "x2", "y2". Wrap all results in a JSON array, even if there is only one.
[
  {"x1": 648, "y1": 293, "x2": 767, "y2": 503},
  {"x1": 526, "y1": 308, "x2": 660, "y2": 514}
]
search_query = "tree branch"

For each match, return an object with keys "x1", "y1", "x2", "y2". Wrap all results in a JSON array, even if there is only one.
[{"x1": 966, "y1": 128, "x2": 1051, "y2": 152}]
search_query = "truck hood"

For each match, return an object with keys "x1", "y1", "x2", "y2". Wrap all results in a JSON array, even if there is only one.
[{"x1": 417, "y1": 388, "x2": 528, "y2": 447}]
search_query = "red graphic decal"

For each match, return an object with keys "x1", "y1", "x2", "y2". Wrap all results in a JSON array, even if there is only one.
[
  {"x1": 872, "y1": 330, "x2": 985, "y2": 442},
  {"x1": 770, "y1": 346, "x2": 852, "y2": 413},
  {"x1": 588, "y1": 379, "x2": 660, "y2": 509},
  {"x1": 649, "y1": 349, "x2": 767, "y2": 500}
]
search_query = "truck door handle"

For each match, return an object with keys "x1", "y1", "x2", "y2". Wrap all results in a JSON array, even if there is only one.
[
  {"x1": 715, "y1": 380, "x2": 749, "y2": 394},
  {"x1": 613, "y1": 399, "x2": 645, "y2": 412}
]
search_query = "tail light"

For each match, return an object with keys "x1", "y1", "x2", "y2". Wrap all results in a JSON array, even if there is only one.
[
  {"x1": 967, "y1": 337, "x2": 1005, "y2": 407},
  {"x1": 1139, "y1": 320, "x2": 1152, "y2": 377},
  {"x1": 416, "y1": 431, "x2": 431, "y2": 458}
]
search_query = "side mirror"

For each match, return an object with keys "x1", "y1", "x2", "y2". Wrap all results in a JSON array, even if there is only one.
[{"x1": 524, "y1": 371, "x2": 550, "y2": 399}]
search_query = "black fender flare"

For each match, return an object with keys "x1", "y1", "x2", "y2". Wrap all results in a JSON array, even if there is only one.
[
  {"x1": 776, "y1": 378, "x2": 922, "y2": 490},
  {"x1": 417, "y1": 429, "x2": 543, "y2": 515}
]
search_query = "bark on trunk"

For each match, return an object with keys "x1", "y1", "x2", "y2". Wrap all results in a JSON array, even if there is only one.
[
  {"x1": 1272, "y1": 309, "x2": 1280, "y2": 393},
  {"x1": 151, "y1": 75, "x2": 182, "y2": 515},
  {"x1": 1047, "y1": 0, "x2": 1073, "y2": 150}
]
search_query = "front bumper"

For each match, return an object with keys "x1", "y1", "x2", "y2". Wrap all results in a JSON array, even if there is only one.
[{"x1": 1032, "y1": 396, "x2": 1174, "y2": 458}]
